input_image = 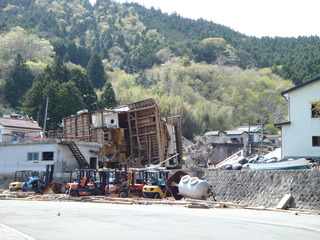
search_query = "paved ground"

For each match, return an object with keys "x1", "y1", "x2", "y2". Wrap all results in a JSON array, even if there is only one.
[{"x1": 0, "y1": 199, "x2": 320, "y2": 240}]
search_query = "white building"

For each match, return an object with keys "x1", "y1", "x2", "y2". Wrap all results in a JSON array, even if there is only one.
[
  {"x1": 0, "y1": 139, "x2": 102, "y2": 180},
  {"x1": 0, "y1": 116, "x2": 42, "y2": 143},
  {"x1": 0, "y1": 115, "x2": 102, "y2": 179},
  {"x1": 233, "y1": 125, "x2": 264, "y2": 143},
  {"x1": 275, "y1": 77, "x2": 320, "y2": 159}
]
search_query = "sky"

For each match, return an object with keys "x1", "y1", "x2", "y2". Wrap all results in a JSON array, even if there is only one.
[{"x1": 89, "y1": 0, "x2": 320, "y2": 38}]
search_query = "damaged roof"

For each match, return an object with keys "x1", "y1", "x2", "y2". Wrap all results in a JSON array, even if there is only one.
[
  {"x1": 234, "y1": 125, "x2": 262, "y2": 132},
  {"x1": 0, "y1": 117, "x2": 42, "y2": 130},
  {"x1": 205, "y1": 130, "x2": 248, "y2": 136}
]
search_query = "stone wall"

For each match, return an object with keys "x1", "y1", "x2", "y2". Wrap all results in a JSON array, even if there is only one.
[{"x1": 205, "y1": 168, "x2": 320, "y2": 210}]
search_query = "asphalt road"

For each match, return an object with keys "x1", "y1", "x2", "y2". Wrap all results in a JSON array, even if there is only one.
[{"x1": 0, "y1": 200, "x2": 319, "y2": 240}]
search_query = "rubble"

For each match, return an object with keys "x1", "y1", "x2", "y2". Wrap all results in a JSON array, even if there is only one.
[{"x1": 1, "y1": 190, "x2": 319, "y2": 215}]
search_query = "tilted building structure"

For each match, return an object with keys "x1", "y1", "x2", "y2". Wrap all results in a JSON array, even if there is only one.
[{"x1": 63, "y1": 98, "x2": 182, "y2": 168}]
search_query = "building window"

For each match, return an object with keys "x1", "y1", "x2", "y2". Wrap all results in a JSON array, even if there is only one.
[
  {"x1": 28, "y1": 152, "x2": 39, "y2": 162},
  {"x1": 311, "y1": 103, "x2": 320, "y2": 118},
  {"x1": 42, "y1": 151, "x2": 54, "y2": 161},
  {"x1": 312, "y1": 136, "x2": 320, "y2": 146},
  {"x1": 104, "y1": 131, "x2": 109, "y2": 142}
]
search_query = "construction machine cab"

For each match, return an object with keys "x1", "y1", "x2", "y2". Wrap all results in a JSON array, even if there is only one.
[
  {"x1": 9, "y1": 170, "x2": 38, "y2": 191},
  {"x1": 142, "y1": 170, "x2": 171, "y2": 199},
  {"x1": 20, "y1": 165, "x2": 55, "y2": 194},
  {"x1": 66, "y1": 169, "x2": 107, "y2": 196}
]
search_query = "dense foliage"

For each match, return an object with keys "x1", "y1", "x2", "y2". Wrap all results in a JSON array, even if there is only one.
[
  {"x1": 86, "y1": 52, "x2": 107, "y2": 89},
  {"x1": 4, "y1": 54, "x2": 34, "y2": 108},
  {"x1": 109, "y1": 60, "x2": 292, "y2": 139},
  {"x1": 0, "y1": 0, "x2": 316, "y2": 138},
  {"x1": 22, "y1": 57, "x2": 96, "y2": 130}
]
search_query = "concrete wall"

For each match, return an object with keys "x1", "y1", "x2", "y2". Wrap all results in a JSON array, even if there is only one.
[{"x1": 206, "y1": 169, "x2": 320, "y2": 210}]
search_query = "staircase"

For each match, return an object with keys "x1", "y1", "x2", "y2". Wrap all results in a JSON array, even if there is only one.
[{"x1": 60, "y1": 141, "x2": 89, "y2": 168}]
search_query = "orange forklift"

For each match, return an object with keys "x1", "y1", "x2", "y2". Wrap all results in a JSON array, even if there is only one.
[
  {"x1": 66, "y1": 169, "x2": 107, "y2": 196},
  {"x1": 106, "y1": 170, "x2": 129, "y2": 198},
  {"x1": 105, "y1": 164, "x2": 145, "y2": 198}
]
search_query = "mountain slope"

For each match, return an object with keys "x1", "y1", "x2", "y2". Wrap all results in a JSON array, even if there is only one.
[
  {"x1": 0, "y1": 0, "x2": 316, "y2": 138},
  {"x1": 1, "y1": 0, "x2": 319, "y2": 84}
]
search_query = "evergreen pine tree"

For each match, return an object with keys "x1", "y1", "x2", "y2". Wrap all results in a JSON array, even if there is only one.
[
  {"x1": 63, "y1": 53, "x2": 70, "y2": 63},
  {"x1": 4, "y1": 54, "x2": 34, "y2": 108},
  {"x1": 53, "y1": 81, "x2": 85, "y2": 128},
  {"x1": 97, "y1": 81, "x2": 117, "y2": 109},
  {"x1": 86, "y1": 52, "x2": 107, "y2": 89},
  {"x1": 23, "y1": 57, "x2": 90, "y2": 130},
  {"x1": 70, "y1": 68, "x2": 98, "y2": 111}
]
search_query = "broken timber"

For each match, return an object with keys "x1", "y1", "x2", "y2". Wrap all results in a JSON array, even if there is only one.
[
  {"x1": 62, "y1": 98, "x2": 183, "y2": 168},
  {"x1": 127, "y1": 99, "x2": 166, "y2": 165}
]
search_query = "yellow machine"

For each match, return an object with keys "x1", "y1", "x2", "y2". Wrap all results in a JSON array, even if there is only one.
[
  {"x1": 9, "y1": 170, "x2": 37, "y2": 191},
  {"x1": 142, "y1": 184, "x2": 169, "y2": 199},
  {"x1": 9, "y1": 181, "x2": 23, "y2": 191},
  {"x1": 142, "y1": 171, "x2": 171, "y2": 199}
]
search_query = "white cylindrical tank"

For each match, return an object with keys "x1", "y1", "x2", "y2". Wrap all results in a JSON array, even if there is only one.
[{"x1": 178, "y1": 175, "x2": 210, "y2": 200}]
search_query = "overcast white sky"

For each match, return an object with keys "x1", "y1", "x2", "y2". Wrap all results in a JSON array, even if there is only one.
[{"x1": 90, "y1": 0, "x2": 320, "y2": 38}]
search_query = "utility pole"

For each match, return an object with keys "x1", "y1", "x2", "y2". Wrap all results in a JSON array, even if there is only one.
[{"x1": 43, "y1": 97, "x2": 49, "y2": 132}]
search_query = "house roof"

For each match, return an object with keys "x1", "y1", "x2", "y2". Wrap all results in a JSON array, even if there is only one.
[
  {"x1": 234, "y1": 125, "x2": 262, "y2": 132},
  {"x1": 282, "y1": 76, "x2": 320, "y2": 95},
  {"x1": 205, "y1": 130, "x2": 247, "y2": 136},
  {"x1": 0, "y1": 118, "x2": 42, "y2": 130},
  {"x1": 274, "y1": 121, "x2": 291, "y2": 127}
]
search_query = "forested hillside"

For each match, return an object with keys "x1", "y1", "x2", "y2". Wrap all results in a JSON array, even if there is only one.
[{"x1": 0, "y1": 0, "x2": 317, "y2": 139}]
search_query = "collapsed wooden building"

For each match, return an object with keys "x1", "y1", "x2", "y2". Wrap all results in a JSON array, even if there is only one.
[{"x1": 63, "y1": 98, "x2": 182, "y2": 168}]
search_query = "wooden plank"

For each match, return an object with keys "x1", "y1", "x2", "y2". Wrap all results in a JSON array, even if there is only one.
[
  {"x1": 127, "y1": 112, "x2": 135, "y2": 164},
  {"x1": 276, "y1": 194, "x2": 293, "y2": 209},
  {"x1": 155, "y1": 107, "x2": 162, "y2": 163},
  {"x1": 134, "y1": 112, "x2": 141, "y2": 163}
]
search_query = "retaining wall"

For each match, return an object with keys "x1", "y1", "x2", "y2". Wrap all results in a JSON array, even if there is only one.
[{"x1": 205, "y1": 169, "x2": 320, "y2": 210}]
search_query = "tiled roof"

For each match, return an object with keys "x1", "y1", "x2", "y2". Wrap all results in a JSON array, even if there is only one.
[{"x1": 0, "y1": 118, "x2": 42, "y2": 130}]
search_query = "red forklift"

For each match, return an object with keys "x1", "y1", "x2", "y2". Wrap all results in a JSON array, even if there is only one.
[
  {"x1": 105, "y1": 164, "x2": 145, "y2": 198},
  {"x1": 106, "y1": 169, "x2": 129, "y2": 198},
  {"x1": 66, "y1": 169, "x2": 107, "y2": 196}
]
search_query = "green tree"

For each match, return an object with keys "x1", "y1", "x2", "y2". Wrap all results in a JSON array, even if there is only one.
[
  {"x1": 97, "y1": 82, "x2": 117, "y2": 109},
  {"x1": 22, "y1": 79, "x2": 45, "y2": 124},
  {"x1": 4, "y1": 54, "x2": 34, "y2": 108},
  {"x1": 52, "y1": 81, "x2": 85, "y2": 128},
  {"x1": 70, "y1": 68, "x2": 98, "y2": 111},
  {"x1": 0, "y1": 26, "x2": 55, "y2": 62},
  {"x1": 22, "y1": 57, "x2": 95, "y2": 130},
  {"x1": 51, "y1": 56, "x2": 70, "y2": 83},
  {"x1": 86, "y1": 53, "x2": 107, "y2": 89},
  {"x1": 63, "y1": 53, "x2": 70, "y2": 63}
]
